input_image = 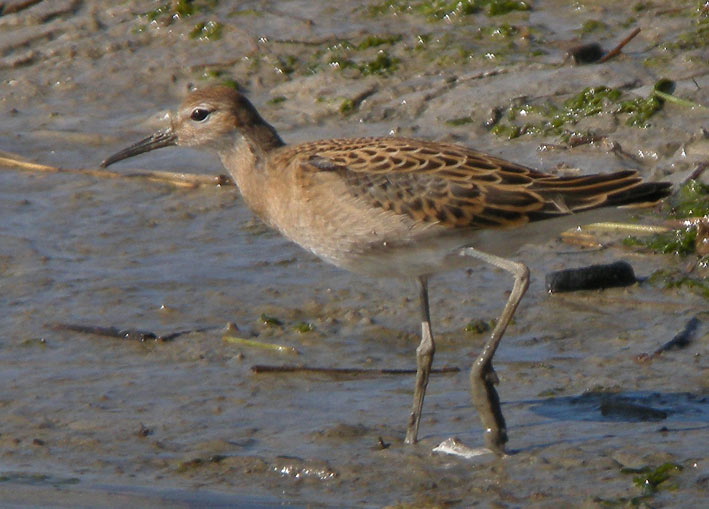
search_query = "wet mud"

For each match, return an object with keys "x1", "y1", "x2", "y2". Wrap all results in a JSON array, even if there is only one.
[{"x1": 1, "y1": 1, "x2": 708, "y2": 507}]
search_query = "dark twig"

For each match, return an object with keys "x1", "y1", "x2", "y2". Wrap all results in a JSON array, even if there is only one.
[
  {"x1": 636, "y1": 316, "x2": 701, "y2": 362},
  {"x1": 251, "y1": 365, "x2": 460, "y2": 375},
  {"x1": 688, "y1": 162, "x2": 707, "y2": 182},
  {"x1": 653, "y1": 316, "x2": 700, "y2": 355},
  {"x1": 598, "y1": 28, "x2": 641, "y2": 63},
  {"x1": 49, "y1": 323, "x2": 221, "y2": 342}
]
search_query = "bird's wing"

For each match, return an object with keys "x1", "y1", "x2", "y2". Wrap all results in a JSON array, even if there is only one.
[{"x1": 291, "y1": 137, "x2": 658, "y2": 230}]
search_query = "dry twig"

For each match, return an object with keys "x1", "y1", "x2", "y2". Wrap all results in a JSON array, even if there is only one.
[{"x1": 0, "y1": 150, "x2": 233, "y2": 188}]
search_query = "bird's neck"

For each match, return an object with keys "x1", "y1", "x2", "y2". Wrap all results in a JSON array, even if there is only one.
[
  {"x1": 220, "y1": 124, "x2": 284, "y2": 222},
  {"x1": 219, "y1": 107, "x2": 285, "y2": 175},
  {"x1": 245, "y1": 117, "x2": 285, "y2": 153}
]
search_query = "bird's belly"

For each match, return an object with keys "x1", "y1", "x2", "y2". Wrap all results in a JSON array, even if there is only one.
[
  {"x1": 281, "y1": 204, "x2": 631, "y2": 279},
  {"x1": 290, "y1": 222, "x2": 481, "y2": 278},
  {"x1": 322, "y1": 241, "x2": 474, "y2": 278}
]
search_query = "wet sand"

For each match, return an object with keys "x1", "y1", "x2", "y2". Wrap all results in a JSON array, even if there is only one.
[{"x1": 1, "y1": 1, "x2": 708, "y2": 507}]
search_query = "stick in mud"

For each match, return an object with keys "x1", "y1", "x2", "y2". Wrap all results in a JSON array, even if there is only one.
[
  {"x1": 251, "y1": 365, "x2": 460, "y2": 376},
  {"x1": 653, "y1": 316, "x2": 700, "y2": 355},
  {"x1": 598, "y1": 28, "x2": 642, "y2": 63},
  {"x1": 0, "y1": 150, "x2": 234, "y2": 188},
  {"x1": 49, "y1": 323, "x2": 221, "y2": 342}
]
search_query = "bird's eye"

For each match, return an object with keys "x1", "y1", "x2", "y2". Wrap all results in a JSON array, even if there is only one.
[{"x1": 190, "y1": 108, "x2": 211, "y2": 122}]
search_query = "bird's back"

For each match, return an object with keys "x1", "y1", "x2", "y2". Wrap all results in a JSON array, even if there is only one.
[{"x1": 272, "y1": 136, "x2": 670, "y2": 229}]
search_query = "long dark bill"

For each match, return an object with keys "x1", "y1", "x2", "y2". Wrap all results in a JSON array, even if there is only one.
[{"x1": 100, "y1": 127, "x2": 177, "y2": 168}]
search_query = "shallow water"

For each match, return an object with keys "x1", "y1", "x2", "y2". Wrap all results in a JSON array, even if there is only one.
[{"x1": 1, "y1": 1, "x2": 708, "y2": 507}]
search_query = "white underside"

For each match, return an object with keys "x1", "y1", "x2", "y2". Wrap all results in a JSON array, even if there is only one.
[{"x1": 318, "y1": 205, "x2": 635, "y2": 279}]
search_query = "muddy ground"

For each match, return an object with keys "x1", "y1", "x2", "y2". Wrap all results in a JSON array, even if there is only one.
[{"x1": 0, "y1": 1, "x2": 707, "y2": 507}]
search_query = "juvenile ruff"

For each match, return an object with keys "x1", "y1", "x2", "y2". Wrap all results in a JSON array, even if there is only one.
[{"x1": 102, "y1": 86, "x2": 671, "y2": 455}]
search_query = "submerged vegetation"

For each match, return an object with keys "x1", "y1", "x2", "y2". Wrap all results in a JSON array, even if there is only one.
[
  {"x1": 596, "y1": 462, "x2": 686, "y2": 505},
  {"x1": 189, "y1": 20, "x2": 222, "y2": 40},
  {"x1": 623, "y1": 180, "x2": 709, "y2": 299},
  {"x1": 646, "y1": 268, "x2": 709, "y2": 299},
  {"x1": 629, "y1": 462, "x2": 684, "y2": 495},
  {"x1": 127, "y1": 0, "x2": 709, "y2": 116},
  {"x1": 487, "y1": 79, "x2": 690, "y2": 141},
  {"x1": 368, "y1": 0, "x2": 530, "y2": 20},
  {"x1": 624, "y1": 180, "x2": 709, "y2": 254},
  {"x1": 464, "y1": 318, "x2": 495, "y2": 334},
  {"x1": 135, "y1": 0, "x2": 223, "y2": 40},
  {"x1": 125, "y1": 0, "x2": 709, "y2": 93},
  {"x1": 623, "y1": 228, "x2": 698, "y2": 257},
  {"x1": 133, "y1": 0, "x2": 538, "y2": 78},
  {"x1": 669, "y1": 179, "x2": 709, "y2": 218}
]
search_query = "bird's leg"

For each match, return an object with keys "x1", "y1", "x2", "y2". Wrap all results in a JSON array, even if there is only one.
[
  {"x1": 405, "y1": 275, "x2": 435, "y2": 444},
  {"x1": 459, "y1": 247, "x2": 530, "y2": 456}
]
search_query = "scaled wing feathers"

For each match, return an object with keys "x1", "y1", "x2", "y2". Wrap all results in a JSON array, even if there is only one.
[{"x1": 294, "y1": 137, "x2": 667, "y2": 230}]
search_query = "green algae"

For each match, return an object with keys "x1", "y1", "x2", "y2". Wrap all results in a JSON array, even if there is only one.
[
  {"x1": 19, "y1": 337, "x2": 47, "y2": 348},
  {"x1": 293, "y1": 322, "x2": 315, "y2": 333},
  {"x1": 670, "y1": 179, "x2": 709, "y2": 218},
  {"x1": 647, "y1": 268, "x2": 709, "y2": 299},
  {"x1": 486, "y1": 0, "x2": 530, "y2": 16},
  {"x1": 357, "y1": 34, "x2": 403, "y2": 50},
  {"x1": 144, "y1": 1, "x2": 193, "y2": 22},
  {"x1": 490, "y1": 81, "x2": 677, "y2": 140},
  {"x1": 189, "y1": 20, "x2": 222, "y2": 41},
  {"x1": 464, "y1": 318, "x2": 495, "y2": 333},
  {"x1": 622, "y1": 180, "x2": 708, "y2": 300},
  {"x1": 339, "y1": 98, "x2": 356, "y2": 115},
  {"x1": 578, "y1": 19, "x2": 608, "y2": 34},
  {"x1": 623, "y1": 228, "x2": 697, "y2": 256},
  {"x1": 594, "y1": 462, "x2": 685, "y2": 505},
  {"x1": 197, "y1": 69, "x2": 240, "y2": 90},
  {"x1": 137, "y1": 0, "x2": 221, "y2": 36},
  {"x1": 562, "y1": 86, "x2": 621, "y2": 115},
  {"x1": 659, "y1": 1, "x2": 709, "y2": 50},
  {"x1": 259, "y1": 313, "x2": 283, "y2": 327},
  {"x1": 274, "y1": 55, "x2": 298, "y2": 75},
  {"x1": 0, "y1": 472, "x2": 80, "y2": 486},
  {"x1": 369, "y1": 0, "x2": 530, "y2": 20},
  {"x1": 194, "y1": 13, "x2": 542, "y2": 82},
  {"x1": 263, "y1": 35, "x2": 403, "y2": 77},
  {"x1": 314, "y1": 44, "x2": 399, "y2": 76},
  {"x1": 491, "y1": 86, "x2": 620, "y2": 139},
  {"x1": 359, "y1": 51, "x2": 399, "y2": 75},
  {"x1": 485, "y1": 22, "x2": 519, "y2": 38},
  {"x1": 618, "y1": 79, "x2": 678, "y2": 127},
  {"x1": 445, "y1": 116, "x2": 475, "y2": 127},
  {"x1": 142, "y1": 0, "x2": 219, "y2": 23},
  {"x1": 408, "y1": 25, "x2": 532, "y2": 68},
  {"x1": 623, "y1": 180, "x2": 709, "y2": 255},
  {"x1": 627, "y1": 462, "x2": 684, "y2": 495},
  {"x1": 267, "y1": 96, "x2": 287, "y2": 105},
  {"x1": 662, "y1": 20, "x2": 709, "y2": 50}
]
